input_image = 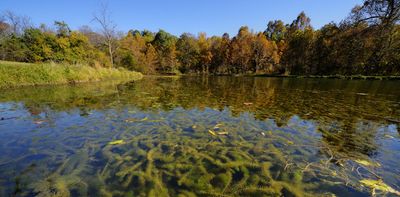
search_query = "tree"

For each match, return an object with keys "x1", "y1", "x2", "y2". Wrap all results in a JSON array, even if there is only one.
[
  {"x1": 264, "y1": 20, "x2": 287, "y2": 41},
  {"x1": 144, "y1": 44, "x2": 158, "y2": 74},
  {"x1": 54, "y1": 21, "x2": 71, "y2": 37},
  {"x1": 283, "y1": 12, "x2": 314, "y2": 74},
  {"x1": 1, "y1": 10, "x2": 32, "y2": 35},
  {"x1": 230, "y1": 26, "x2": 254, "y2": 73},
  {"x1": 0, "y1": 34, "x2": 27, "y2": 61},
  {"x1": 197, "y1": 33, "x2": 212, "y2": 74},
  {"x1": 311, "y1": 23, "x2": 341, "y2": 74},
  {"x1": 79, "y1": 25, "x2": 104, "y2": 46},
  {"x1": 93, "y1": 4, "x2": 118, "y2": 67},
  {"x1": 0, "y1": 21, "x2": 10, "y2": 36},
  {"x1": 22, "y1": 28, "x2": 54, "y2": 62},
  {"x1": 152, "y1": 30, "x2": 179, "y2": 73},
  {"x1": 176, "y1": 33, "x2": 200, "y2": 73},
  {"x1": 347, "y1": 0, "x2": 400, "y2": 73},
  {"x1": 289, "y1": 11, "x2": 312, "y2": 32},
  {"x1": 349, "y1": 0, "x2": 400, "y2": 26},
  {"x1": 252, "y1": 33, "x2": 280, "y2": 73}
]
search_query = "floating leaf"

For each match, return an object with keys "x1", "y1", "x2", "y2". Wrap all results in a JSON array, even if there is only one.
[
  {"x1": 125, "y1": 117, "x2": 148, "y2": 123},
  {"x1": 208, "y1": 130, "x2": 217, "y2": 136},
  {"x1": 360, "y1": 179, "x2": 400, "y2": 195},
  {"x1": 34, "y1": 120, "x2": 46, "y2": 125},
  {"x1": 355, "y1": 159, "x2": 381, "y2": 167},
  {"x1": 108, "y1": 140, "x2": 125, "y2": 145},
  {"x1": 356, "y1": 93, "x2": 368, "y2": 96},
  {"x1": 384, "y1": 134, "x2": 395, "y2": 139},
  {"x1": 213, "y1": 123, "x2": 223, "y2": 129},
  {"x1": 286, "y1": 140, "x2": 294, "y2": 145}
]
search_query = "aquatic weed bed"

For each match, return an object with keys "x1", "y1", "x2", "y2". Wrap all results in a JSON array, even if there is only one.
[{"x1": 1, "y1": 107, "x2": 398, "y2": 196}]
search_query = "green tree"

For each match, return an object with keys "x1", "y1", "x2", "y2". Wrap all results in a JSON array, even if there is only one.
[
  {"x1": 176, "y1": 33, "x2": 200, "y2": 73},
  {"x1": 264, "y1": 20, "x2": 287, "y2": 42},
  {"x1": 152, "y1": 30, "x2": 179, "y2": 74}
]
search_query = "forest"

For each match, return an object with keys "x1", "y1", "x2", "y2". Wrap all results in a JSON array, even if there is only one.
[{"x1": 0, "y1": 0, "x2": 399, "y2": 76}]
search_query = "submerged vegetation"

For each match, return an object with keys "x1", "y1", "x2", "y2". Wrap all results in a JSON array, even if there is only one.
[
  {"x1": 0, "y1": 0, "x2": 399, "y2": 76},
  {"x1": 0, "y1": 61, "x2": 142, "y2": 88},
  {"x1": 0, "y1": 77, "x2": 399, "y2": 196}
]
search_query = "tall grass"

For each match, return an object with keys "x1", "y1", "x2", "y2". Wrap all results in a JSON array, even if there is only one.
[{"x1": 0, "y1": 61, "x2": 142, "y2": 88}]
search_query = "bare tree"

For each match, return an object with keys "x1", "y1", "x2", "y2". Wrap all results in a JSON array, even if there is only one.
[
  {"x1": 2, "y1": 10, "x2": 32, "y2": 35},
  {"x1": 92, "y1": 3, "x2": 118, "y2": 67},
  {"x1": 79, "y1": 25, "x2": 104, "y2": 46}
]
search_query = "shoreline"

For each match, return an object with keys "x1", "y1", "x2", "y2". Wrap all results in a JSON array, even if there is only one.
[{"x1": 152, "y1": 73, "x2": 400, "y2": 80}]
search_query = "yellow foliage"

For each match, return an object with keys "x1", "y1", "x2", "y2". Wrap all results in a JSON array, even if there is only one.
[{"x1": 360, "y1": 179, "x2": 400, "y2": 195}]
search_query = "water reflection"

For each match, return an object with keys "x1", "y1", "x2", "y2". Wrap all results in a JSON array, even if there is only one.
[{"x1": 0, "y1": 76, "x2": 399, "y2": 196}]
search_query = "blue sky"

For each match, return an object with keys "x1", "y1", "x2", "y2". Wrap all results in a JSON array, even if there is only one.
[{"x1": 1, "y1": 0, "x2": 363, "y2": 36}]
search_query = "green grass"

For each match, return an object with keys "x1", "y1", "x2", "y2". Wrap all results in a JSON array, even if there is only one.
[{"x1": 0, "y1": 61, "x2": 143, "y2": 88}]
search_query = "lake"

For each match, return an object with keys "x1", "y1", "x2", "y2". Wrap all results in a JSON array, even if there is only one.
[{"x1": 0, "y1": 76, "x2": 399, "y2": 196}]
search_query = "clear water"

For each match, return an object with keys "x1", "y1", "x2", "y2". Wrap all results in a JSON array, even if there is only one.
[{"x1": 0, "y1": 76, "x2": 399, "y2": 196}]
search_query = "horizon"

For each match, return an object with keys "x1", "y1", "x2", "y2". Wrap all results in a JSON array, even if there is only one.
[{"x1": 0, "y1": 0, "x2": 363, "y2": 36}]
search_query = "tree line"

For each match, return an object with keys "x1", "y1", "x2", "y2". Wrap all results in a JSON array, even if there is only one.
[{"x1": 0, "y1": 0, "x2": 399, "y2": 75}]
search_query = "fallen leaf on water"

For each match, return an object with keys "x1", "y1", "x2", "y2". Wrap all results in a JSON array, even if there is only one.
[
  {"x1": 34, "y1": 120, "x2": 45, "y2": 125},
  {"x1": 208, "y1": 130, "x2": 217, "y2": 136},
  {"x1": 214, "y1": 123, "x2": 223, "y2": 129},
  {"x1": 108, "y1": 140, "x2": 125, "y2": 145},
  {"x1": 360, "y1": 179, "x2": 400, "y2": 195},
  {"x1": 125, "y1": 117, "x2": 148, "y2": 123},
  {"x1": 384, "y1": 134, "x2": 395, "y2": 139},
  {"x1": 355, "y1": 159, "x2": 381, "y2": 167},
  {"x1": 286, "y1": 140, "x2": 294, "y2": 145}
]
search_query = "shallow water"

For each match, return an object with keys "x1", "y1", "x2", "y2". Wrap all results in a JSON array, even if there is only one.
[{"x1": 0, "y1": 76, "x2": 399, "y2": 196}]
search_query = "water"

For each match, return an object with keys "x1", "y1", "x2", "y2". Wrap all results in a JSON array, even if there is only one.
[{"x1": 0, "y1": 76, "x2": 399, "y2": 196}]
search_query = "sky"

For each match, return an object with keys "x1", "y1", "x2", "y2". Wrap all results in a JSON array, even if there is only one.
[{"x1": 0, "y1": 0, "x2": 363, "y2": 36}]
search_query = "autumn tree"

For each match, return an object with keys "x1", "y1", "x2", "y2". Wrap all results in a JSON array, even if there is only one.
[
  {"x1": 348, "y1": 0, "x2": 400, "y2": 73},
  {"x1": 283, "y1": 12, "x2": 314, "y2": 74},
  {"x1": 197, "y1": 33, "x2": 213, "y2": 74},
  {"x1": 252, "y1": 33, "x2": 280, "y2": 73},
  {"x1": 209, "y1": 33, "x2": 231, "y2": 74},
  {"x1": 176, "y1": 33, "x2": 200, "y2": 73},
  {"x1": 230, "y1": 26, "x2": 254, "y2": 73}
]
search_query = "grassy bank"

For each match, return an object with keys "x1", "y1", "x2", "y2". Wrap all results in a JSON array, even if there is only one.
[{"x1": 0, "y1": 61, "x2": 142, "y2": 88}]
